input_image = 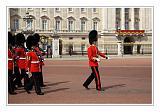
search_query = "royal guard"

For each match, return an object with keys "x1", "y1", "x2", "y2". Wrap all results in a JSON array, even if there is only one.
[
  {"x1": 83, "y1": 30, "x2": 109, "y2": 91},
  {"x1": 8, "y1": 32, "x2": 17, "y2": 95},
  {"x1": 33, "y1": 33, "x2": 46, "y2": 87},
  {"x1": 13, "y1": 35, "x2": 22, "y2": 88},
  {"x1": 15, "y1": 33, "x2": 29, "y2": 87},
  {"x1": 25, "y1": 35, "x2": 44, "y2": 95}
]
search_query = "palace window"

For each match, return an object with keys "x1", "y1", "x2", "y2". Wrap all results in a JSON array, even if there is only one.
[
  {"x1": 26, "y1": 20, "x2": 32, "y2": 30},
  {"x1": 125, "y1": 8, "x2": 130, "y2": 30},
  {"x1": 42, "y1": 19, "x2": 48, "y2": 30},
  {"x1": 68, "y1": 20, "x2": 74, "y2": 31},
  {"x1": 134, "y1": 8, "x2": 140, "y2": 30},
  {"x1": 93, "y1": 21, "x2": 98, "y2": 30},
  {"x1": 115, "y1": 8, "x2": 121, "y2": 30},
  {"x1": 55, "y1": 20, "x2": 61, "y2": 31},
  {"x1": 42, "y1": 8, "x2": 47, "y2": 12},
  {"x1": 81, "y1": 8, "x2": 86, "y2": 12},
  {"x1": 13, "y1": 18, "x2": 19, "y2": 31},
  {"x1": 69, "y1": 37, "x2": 73, "y2": 40},
  {"x1": 81, "y1": 20, "x2": 86, "y2": 32},
  {"x1": 68, "y1": 8, "x2": 73, "y2": 12},
  {"x1": 93, "y1": 8, "x2": 97, "y2": 13},
  {"x1": 55, "y1": 8, "x2": 60, "y2": 12}
]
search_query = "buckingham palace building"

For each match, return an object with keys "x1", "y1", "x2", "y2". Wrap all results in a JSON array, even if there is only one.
[{"x1": 9, "y1": 8, "x2": 152, "y2": 57}]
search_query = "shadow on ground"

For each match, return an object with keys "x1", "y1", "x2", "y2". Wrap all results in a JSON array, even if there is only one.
[
  {"x1": 45, "y1": 81, "x2": 71, "y2": 86},
  {"x1": 102, "y1": 84, "x2": 126, "y2": 91},
  {"x1": 44, "y1": 88, "x2": 70, "y2": 94}
]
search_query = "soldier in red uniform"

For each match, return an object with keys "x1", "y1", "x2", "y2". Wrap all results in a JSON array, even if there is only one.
[
  {"x1": 33, "y1": 33, "x2": 46, "y2": 87},
  {"x1": 25, "y1": 35, "x2": 44, "y2": 95},
  {"x1": 13, "y1": 35, "x2": 22, "y2": 88},
  {"x1": 14, "y1": 33, "x2": 29, "y2": 88},
  {"x1": 8, "y1": 32, "x2": 17, "y2": 95},
  {"x1": 83, "y1": 30, "x2": 109, "y2": 91}
]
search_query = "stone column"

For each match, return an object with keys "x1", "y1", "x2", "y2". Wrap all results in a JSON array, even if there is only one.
[
  {"x1": 8, "y1": 8, "x2": 11, "y2": 31},
  {"x1": 139, "y1": 8, "x2": 143, "y2": 30},
  {"x1": 108, "y1": 8, "x2": 116, "y2": 30},
  {"x1": 133, "y1": 44, "x2": 137, "y2": 54},
  {"x1": 52, "y1": 36, "x2": 59, "y2": 58},
  {"x1": 130, "y1": 8, "x2": 134, "y2": 30},
  {"x1": 117, "y1": 41, "x2": 122, "y2": 56},
  {"x1": 102, "y1": 8, "x2": 108, "y2": 31},
  {"x1": 121, "y1": 8, "x2": 125, "y2": 30}
]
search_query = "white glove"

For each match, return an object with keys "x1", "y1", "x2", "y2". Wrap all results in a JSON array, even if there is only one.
[{"x1": 96, "y1": 58, "x2": 100, "y2": 62}]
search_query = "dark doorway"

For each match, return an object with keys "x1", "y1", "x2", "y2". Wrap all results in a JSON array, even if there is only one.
[
  {"x1": 68, "y1": 44, "x2": 73, "y2": 56},
  {"x1": 124, "y1": 37, "x2": 134, "y2": 54},
  {"x1": 59, "y1": 39, "x2": 63, "y2": 56}
]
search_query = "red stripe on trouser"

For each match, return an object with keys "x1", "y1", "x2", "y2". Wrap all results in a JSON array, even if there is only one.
[{"x1": 93, "y1": 67, "x2": 100, "y2": 90}]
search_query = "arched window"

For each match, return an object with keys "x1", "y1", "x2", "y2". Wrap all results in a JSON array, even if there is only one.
[
  {"x1": 80, "y1": 17, "x2": 87, "y2": 32},
  {"x1": 67, "y1": 16, "x2": 75, "y2": 32},
  {"x1": 93, "y1": 21, "x2": 98, "y2": 30},
  {"x1": 92, "y1": 17, "x2": 100, "y2": 30},
  {"x1": 41, "y1": 15, "x2": 50, "y2": 30},
  {"x1": 13, "y1": 18, "x2": 19, "y2": 31},
  {"x1": 81, "y1": 20, "x2": 86, "y2": 32},
  {"x1": 54, "y1": 16, "x2": 62, "y2": 31},
  {"x1": 42, "y1": 19, "x2": 47, "y2": 30}
]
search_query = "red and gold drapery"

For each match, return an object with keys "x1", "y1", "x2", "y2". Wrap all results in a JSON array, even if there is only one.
[{"x1": 116, "y1": 30, "x2": 145, "y2": 36}]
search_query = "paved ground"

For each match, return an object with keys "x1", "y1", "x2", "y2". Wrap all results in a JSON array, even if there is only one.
[{"x1": 8, "y1": 57, "x2": 152, "y2": 104}]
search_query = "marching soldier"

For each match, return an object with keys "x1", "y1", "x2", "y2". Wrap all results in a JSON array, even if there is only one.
[
  {"x1": 25, "y1": 35, "x2": 44, "y2": 95},
  {"x1": 83, "y1": 30, "x2": 109, "y2": 91},
  {"x1": 14, "y1": 33, "x2": 29, "y2": 88},
  {"x1": 8, "y1": 32, "x2": 17, "y2": 95},
  {"x1": 13, "y1": 35, "x2": 22, "y2": 88},
  {"x1": 33, "y1": 33, "x2": 46, "y2": 87}
]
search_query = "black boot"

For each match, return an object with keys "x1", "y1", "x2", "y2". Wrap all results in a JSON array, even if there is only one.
[
  {"x1": 37, "y1": 92, "x2": 44, "y2": 95},
  {"x1": 83, "y1": 84, "x2": 90, "y2": 90}
]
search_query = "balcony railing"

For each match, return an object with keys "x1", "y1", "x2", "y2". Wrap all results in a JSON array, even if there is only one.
[{"x1": 35, "y1": 29, "x2": 101, "y2": 33}]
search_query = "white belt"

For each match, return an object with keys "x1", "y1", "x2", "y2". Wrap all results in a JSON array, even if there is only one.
[
  {"x1": 31, "y1": 61, "x2": 40, "y2": 64},
  {"x1": 19, "y1": 57, "x2": 26, "y2": 60},
  {"x1": 8, "y1": 58, "x2": 13, "y2": 61}
]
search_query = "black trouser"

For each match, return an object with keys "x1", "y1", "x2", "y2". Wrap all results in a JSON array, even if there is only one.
[
  {"x1": 39, "y1": 65, "x2": 44, "y2": 86},
  {"x1": 13, "y1": 66, "x2": 22, "y2": 87},
  {"x1": 13, "y1": 68, "x2": 29, "y2": 87},
  {"x1": 25, "y1": 72, "x2": 42, "y2": 94},
  {"x1": 20, "y1": 69, "x2": 29, "y2": 87},
  {"x1": 8, "y1": 70, "x2": 15, "y2": 93},
  {"x1": 83, "y1": 66, "x2": 101, "y2": 90}
]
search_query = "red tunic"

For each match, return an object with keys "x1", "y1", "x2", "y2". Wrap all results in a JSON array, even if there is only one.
[
  {"x1": 88, "y1": 45, "x2": 106, "y2": 67},
  {"x1": 26, "y1": 51, "x2": 41, "y2": 72},
  {"x1": 35, "y1": 47, "x2": 44, "y2": 65},
  {"x1": 15, "y1": 47, "x2": 26, "y2": 69},
  {"x1": 8, "y1": 49, "x2": 14, "y2": 70}
]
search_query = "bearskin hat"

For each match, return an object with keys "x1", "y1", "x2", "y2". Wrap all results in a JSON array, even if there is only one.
[
  {"x1": 8, "y1": 32, "x2": 13, "y2": 44},
  {"x1": 26, "y1": 35, "x2": 38, "y2": 50},
  {"x1": 33, "y1": 33, "x2": 40, "y2": 43},
  {"x1": 89, "y1": 30, "x2": 98, "y2": 45},
  {"x1": 8, "y1": 32, "x2": 15, "y2": 46},
  {"x1": 15, "y1": 33, "x2": 25, "y2": 46},
  {"x1": 11, "y1": 35, "x2": 16, "y2": 46}
]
